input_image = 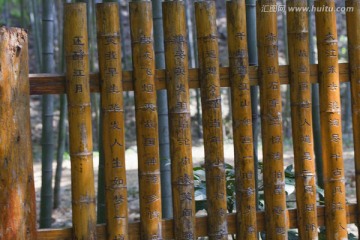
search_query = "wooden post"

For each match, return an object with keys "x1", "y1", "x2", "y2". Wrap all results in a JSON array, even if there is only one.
[
  {"x1": 257, "y1": 0, "x2": 288, "y2": 238},
  {"x1": 195, "y1": 2, "x2": 228, "y2": 239},
  {"x1": 315, "y1": 0, "x2": 347, "y2": 238},
  {"x1": 226, "y1": 1, "x2": 257, "y2": 239},
  {"x1": 163, "y1": 1, "x2": 195, "y2": 239},
  {"x1": 96, "y1": 3, "x2": 128, "y2": 240},
  {"x1": 0, "y1": 27, "x2": 37, "y2": 240},
  {"x1": 346, "y1": 0, "x2": 360, "y2": 231},
  {"x1": 64, "y1": 4, "x2": 97, "y2": 239},
  {"x1": 129, "y1": 1, "x2": 163, "y2": 239},
  {"x1": 287, "y1": 0, "x2": 318, "y2": 238}
]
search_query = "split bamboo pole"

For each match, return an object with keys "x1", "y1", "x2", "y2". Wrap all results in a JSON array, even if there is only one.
[
  {"x1": 256, "y1": 0, "x2": 288, "y2": 238},
  {"x1": 64, "y1": 4, "x2": 97, "y2": 239},
  {"x1": 96, "y1": 3, "x2": 128, "y2": 240},
  {"x1": 0, "y1": 27, "x2": 37, "y2": 240},
  {"x1": 163, "y1": 1, "x2": 195, "y2": 239},
  {"x1": 195, "y1": 1, "x2": 228, "y2": 239},
  {"x1": 287, "y1": 0, "x2": 318, "y2": 238},
  {"x1": 315, "y1": 0, "x2": 347, "y2": 238},
  {"x1": 129, "y1": 1, "x2": 163, "y2": 239},
  {"x1": 346, "y1": 0, "x2": 360, "y2": 232},
  {"x1": 226, "y1": 0, "x2": 257, "y2": 239}
]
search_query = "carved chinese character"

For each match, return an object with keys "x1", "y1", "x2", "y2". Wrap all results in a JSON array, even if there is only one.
[
  {"x1": 326, "y1": 49, "x2": 337, "y2": 57},
  {"x1": 105, "y1": 36, "x2": 117, "y2": 45},
  {"x1": 111, "y1": 138, "x2": 123, "y2": 147},
  {"x1": 328, "y1": 66, "x2": 336, "y2": 74},
  {"x1": 75, "y1": 84, "x2": 83, "y2": 93},
  {"x1": 105, "y1": 51, "x2": 117, "y2": 60},
  {"x1": 303, "y1": 152, "x2": 312, "y2": 160},
  {"x1": 236, "y1": 32, "x2": 246, "y2": 40},
  {"x1": 144, "y1": 138, "x2": 155, "y2": 146},
  {"x1": 73, "y1": 36, "x2": 84, "y2": 46},
  {"x1": 72, "y1": 50, "x2": 85, "y2": 60},
  {"x1": 112, "y1": 158, "x2": 122, "y2": 168},
  {"x1": 143, "y1": 194, "x2": 159, "y2": 204},
  {"x1": 73, "y1": 69, "x2": 85, "y2": 77},
  {"x1": 331, "y1": 134, "x2": 340, "y2": 143},
  {"x1": 106, "y1": 67, "x2": 118, "y2": 76}
]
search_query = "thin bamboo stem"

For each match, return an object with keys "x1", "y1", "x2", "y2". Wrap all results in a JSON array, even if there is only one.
[
  {"x1": 163, "y1": 1, "x2": 195, "y2": 239},
  {"x1": 346, "y1": 0, "x2": 360, "y2": 234},
  {"x1": 195, "y1": 2, "x2": 228, "y2": 239},
  {"x1": 287, "y1": 0, "x2": 318, "y2": 239},
  {"x1": 257, "y1": 0, "x2": 288, "y2": 238},
  {"x1": 64, "y1": 3, "x2": 97, "y2": 239},
  {"x1": 0, "y1": 27, "x2": 37, "y2": 240},
  {"x1": 315, "y1": 0, "x2": 347, "y2": 238},
  {"x1": 129, "y1": 1, "x2": 163, "y2": 239},
  {"x1": 226, "y1": 0, "x2": 257, "y2": 239},
  {"x1": 96, "y1": 3, "x2": 128, "y2": 240}
]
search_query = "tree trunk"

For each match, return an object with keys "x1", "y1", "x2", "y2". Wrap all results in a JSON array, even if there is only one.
[
  {"x1": 0, "y1": 27, "x2": 37, "y2": 240},
  {"x1": 40, "y1": 0, "x2": 55, "y2": 228}
]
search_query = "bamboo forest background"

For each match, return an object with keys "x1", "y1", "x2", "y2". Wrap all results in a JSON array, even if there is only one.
[{"x1": 0, "y1": 0, "x2": 356, "y2": 234}]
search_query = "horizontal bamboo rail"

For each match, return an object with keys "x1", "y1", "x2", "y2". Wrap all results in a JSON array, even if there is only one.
[
  {"x1": 28, "y1": 63, "x2": 350, "y2": 95},
  {"x1": 36, "y1": 204, "x2": 359, "y2": 239}
]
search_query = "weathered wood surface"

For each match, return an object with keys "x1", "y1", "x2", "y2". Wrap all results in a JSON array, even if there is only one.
[
  {"x1": 0, "y1": 27, "x2": 37, "y2": 240},
  {"x1": 315, "y1": 0, "x2": 348, "y2": 238},
  {"x1": 163, "y1": 1, "x2": 195, "y2": 239},
  {"x1": 36, "y1": 204, "x2": 359, "y2": 239},
  {"x1": 287, "y1": 0, "x2": 318, "y2": 239},
  {"x1": 28, "y1": 63, "x2": 350, "y2": 95},
  {"x1": 226, "y1": 0, "x2": 257, "y2": 239},
  {"x1": 64, "y1": 3, "x2": 97, "y2": 239},
  {"x1": 96, "y1": 3, "x2": 128, "y2": 240}
]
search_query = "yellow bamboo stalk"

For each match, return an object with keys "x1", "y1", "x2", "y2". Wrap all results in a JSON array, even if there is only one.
[
  {"x1": 195, "y1": 2, "x2": 228, "y2": 239},
  {"x1": 315, "y1": 0, "x2": 347, "y2": 238},
  {"x1": 0, "y1": 27, "x2": 37, "y2": 240},
  {"x1": 129, "y1": 2, "x2": 162, "y2": 239},
  {"x1": 226, "y1": 1, "x2": 257, "y2": 239},
  {"x1": 163, "y1": 1, "x2": 195, "y2": 239},
  {"x1": 257, "y1": 0, "x2": 288, "y2": 238},
  {"x1": 346, "y1": 0, "x2": 360, "y2": 230},
  {"x1": 287, "y1": 1, "x2": 318, "y2": 238},
  {"x1": 96, "y1": 3, "x2": 128, "y2": 240},
  {"x1": 64, "y1": 4, "x2": 97, "y2": 239}
]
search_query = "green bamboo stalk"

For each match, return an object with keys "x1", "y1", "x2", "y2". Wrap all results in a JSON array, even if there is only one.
[
  {"x1": 54, "y1": 0, "x2": 67, "y2": 210},
  {"x1": 152, "y1": 0, "x2": 172, "y2": 219},
  {"x1": 245, "y1": 0, "x2": 259, "y2": 211},
  {"x1": 308, "y1": 0, "x2": 324, "y2": 190},
  {"x1": 39, "y1": 0, "x2": 55, "y2": 228}
]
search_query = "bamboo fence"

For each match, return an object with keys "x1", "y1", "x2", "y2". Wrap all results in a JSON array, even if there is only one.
[
  {"x1": 163, "y1": 1, "x2": 195, "y2": 239},
  {"x1": 315, "y1": 0, "x2": 347, "y2": 238},
  {"x1": 226, "y1": 0, "x2": 257, "y2": 239},
  {"x1": 287, "y1": 0, "x2": 318, "y2": 239},
  {"x1": 2, "y1": 1, "x2": 360, "y2": 240},
  {"x1": 129, "y1": 1, "x2": 162, "y2": 239},
  {"x1": 64, "y1": 3, "x2": 97, "y2": 239},
  {"x1": 257, "y1": 0, "x2": 288, "y2": 238},
  {"x1": 195, "y1": 1, "x2": 228, "y2": 239},
  {"x1": 96, "y1": 3, "x2": 128, "y2": 240}
]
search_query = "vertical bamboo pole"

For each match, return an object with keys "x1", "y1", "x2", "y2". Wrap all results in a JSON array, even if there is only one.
[
  {"x1": 226, "y1": 1, "x2": 257, "y2": 239},
  {"x1": 257, "y1": 1, "x2": 288, "y2": 238},
  {"x1": 315, "y1": 0, "x2": 347, "y2": 238},
  {"x1": 96, "y1": 3, "x2": 128, "y2": 240},
  {"x1": 163, "y1": 1, "x2": 196, "y2": 239},
  {"x1": 287, "y1": 0, "x2": 318, "y2": 238},
  {"x1": 0, "y1": 27, "x2": 37, "y2": 240},
  {"x1": 346, "y1": 0, "x2": 360, "y2": 231},
  {"x1": 129, "y1": 2, "x2": 163, "y2": 239},
  {"x1": 64, "y1": 4, "x2": 97, "y2": 239},
  {"x1": 195, "y1": 2, "x2": 228, "y2": 239}
]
